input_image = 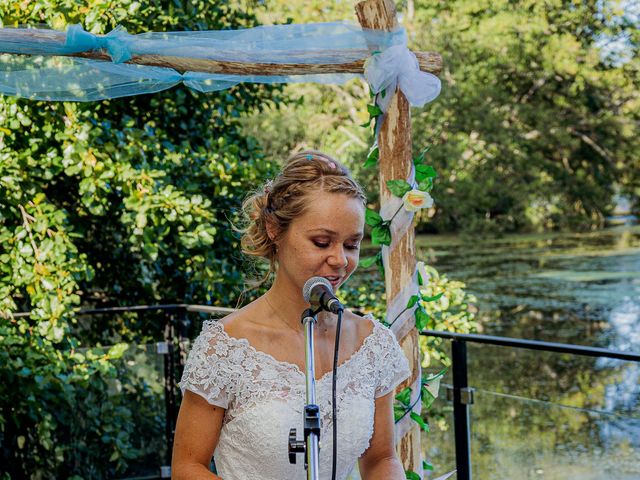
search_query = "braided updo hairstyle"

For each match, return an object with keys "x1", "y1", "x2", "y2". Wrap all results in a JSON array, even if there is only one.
[{"x1": 239, "y1": 150, "x2": 366, "y2": 293}]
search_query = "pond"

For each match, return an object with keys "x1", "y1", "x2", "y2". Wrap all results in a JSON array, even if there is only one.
[{"x1": 418, "y1": 225, "x2": 640, "y2": 480}]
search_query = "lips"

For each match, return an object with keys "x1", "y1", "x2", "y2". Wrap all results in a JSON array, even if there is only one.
[{"x1": 323, "y1": 275, "x2": 342, "y2": 288}]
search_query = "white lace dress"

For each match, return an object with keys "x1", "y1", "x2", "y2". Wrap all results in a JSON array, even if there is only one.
[{"x1": 179, "y1": 315, "x2": 410, "y2": 480}]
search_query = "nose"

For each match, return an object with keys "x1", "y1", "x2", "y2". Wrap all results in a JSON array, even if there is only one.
[{"x1": 327, "y1": 245, "x2": 348, "y2": 268}]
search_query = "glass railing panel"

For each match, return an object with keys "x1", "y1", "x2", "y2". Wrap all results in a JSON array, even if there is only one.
[
  {"x1": 422, "y1": 380, "x2": 457, "y2": 479},
  {"x1": 470, "y1": 389, "x2": 640, "y2": 480},
  {"x1": 465, "y1": 343, "x2": 640, "y2": 480},
  {"x1": 74, "y1": 343, "x2": 168, "y2": 479}
]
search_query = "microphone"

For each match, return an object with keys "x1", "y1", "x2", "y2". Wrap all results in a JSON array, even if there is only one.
[{"x1": 302, "y1": 277, "x2": 345, "y2": 314}]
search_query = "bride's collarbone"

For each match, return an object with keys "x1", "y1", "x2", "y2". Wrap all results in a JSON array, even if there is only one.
[{"x1": 222, "y1": 311, "x2": 370, "y2": 370}]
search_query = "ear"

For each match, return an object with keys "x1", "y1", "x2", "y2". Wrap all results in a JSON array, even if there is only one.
[{"x1": 265, "y1": 217, "x2": 279, "y2": 243}]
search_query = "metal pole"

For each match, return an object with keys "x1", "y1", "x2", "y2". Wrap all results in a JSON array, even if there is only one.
[
  {"x1": 162, "y1": 312, "x2": 177, "y2": 468},
  {"x1": 303, "y1": 311, "x2": 320, "y2": 480},
  {"x1": 452, "y1": 340, "x2": 472, "y2": 480},
  {"x1": 287, "y1": 309, "x2": 321, "y2": 480}
]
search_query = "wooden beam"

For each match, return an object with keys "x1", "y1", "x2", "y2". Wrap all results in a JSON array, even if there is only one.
[
  {"x1": 0, "y1": 28, "x2": 442, "y2": 75},
  {"x1": 74, "y1": 51, "x2": 442, "y2": 75},
  {"x1": 356, "y1": 0, "x2": 423, "y2": 477}
]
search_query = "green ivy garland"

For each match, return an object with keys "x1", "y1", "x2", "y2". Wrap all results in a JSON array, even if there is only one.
[{"x1": 360, "y1": 92, "x2": 446, "y2": 478}]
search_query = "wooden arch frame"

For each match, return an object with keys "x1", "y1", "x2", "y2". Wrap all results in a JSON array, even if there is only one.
[{"x1": 0, "y1": 0, "x2": 442, "y2": 475}]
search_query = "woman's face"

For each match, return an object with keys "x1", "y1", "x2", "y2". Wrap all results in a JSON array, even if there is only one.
[{"x1": 275, "y1": 190, "x2": 365, "y2": 294}]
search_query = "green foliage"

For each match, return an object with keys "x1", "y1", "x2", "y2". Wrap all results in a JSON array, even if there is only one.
[
  {"x1": 364, "y1": 207, "x2": 392, "y2": 247},
  {"x1": 386, "y1": 179, "x2": 413, "y2": 198},
  {"x1": 0, "y1": 0, "x2": 280, "y2": 477},
  {"x1": 394, "y1": 386, "x2": 413, "y2": 421},
  {"x1": 371, "y1": 223, "x2": 392, "y2": 246},
  {"x1": 405, "y1": 471, "x2": 421, "y2": 480},
  {"x1": 361, "y1": 102, "x2": 384, "y2": 128},
  {"x1": 0, "y1": 325, "x2": 164, "y2": 478},
  {"x1": 364, "y1": 144, "x2": 379, "y2": 168},
  {"x1": 416, "y1": 264, "x2": 479, "y2": 367},
  {"x1": 357, "y1": 250, "x2": 384, "y2": 276},
  {"x1": 341, "y1": 261, "x2": 478, "y2": 368},
  {"x1": 247, "y1": 0, "x2": 639, "y2": 234},
  {"x1": 410, "y1": 0, "x2": 639, "y2": 233},
  {"x1": 365, "y1": 207, "x2": 383, "y2": 227},
  {"x1": 4, "y1": 0, "x2": 630, "y2": 475}
]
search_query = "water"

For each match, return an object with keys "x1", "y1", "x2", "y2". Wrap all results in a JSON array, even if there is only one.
[{"x1": 417, "y1": 226, "x2": 640, "y2": 480}]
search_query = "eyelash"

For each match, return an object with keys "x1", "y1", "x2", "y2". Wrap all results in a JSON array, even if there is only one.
[{"x1": 313, "y1": 241, "x2": 360, "y2": 250}]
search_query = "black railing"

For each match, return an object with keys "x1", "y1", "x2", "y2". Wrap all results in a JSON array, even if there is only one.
[
  {"x1": 17, "y1": 305, "x2": 640, "y2": 479},
  {"x1": 420, "y1": 329, "x2": 640, "y2": 480}
]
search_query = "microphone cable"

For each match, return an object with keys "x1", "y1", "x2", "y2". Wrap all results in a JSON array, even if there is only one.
[{"x1": 331, "y1": 308, "x2": 343, "y2": 480}]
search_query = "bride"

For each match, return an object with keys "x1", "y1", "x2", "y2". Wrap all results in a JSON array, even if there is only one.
[{"x1": 172, "y1": 150, "x2": 410, "y2": 479}]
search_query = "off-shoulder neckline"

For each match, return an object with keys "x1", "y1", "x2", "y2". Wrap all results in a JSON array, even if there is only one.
[{"x1": 203, "y1": 314, "x2": 383, "y2": 383}]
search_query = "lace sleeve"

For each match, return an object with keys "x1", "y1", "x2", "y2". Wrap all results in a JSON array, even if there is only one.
[
  {"x1": 375, "y1": 324, "x2": 411, "y2": 398},
  {"x1": 179, "y1": 320, "x2": 236, "y2": 409}
]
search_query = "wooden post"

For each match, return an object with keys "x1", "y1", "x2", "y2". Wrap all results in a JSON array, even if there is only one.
[{"x1": 356, "y1": 0, "x2": 423, "y2": 476}]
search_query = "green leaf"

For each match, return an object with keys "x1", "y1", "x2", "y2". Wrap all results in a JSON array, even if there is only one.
[
  {"x1": 405, "y1": 471, "x2": 421, "y2": 480},
  {"x1": 423, "y1": 460, "x2": 434, "y2": 471},
  {"x1": 395, "y1": 386, "x2": 412, "y2": 406},
  {"x1": 422, "y1": 292, "x2": 444, "y2": 302},
  {"x1": 415, "y1": 164, "x2": 437, "y2": 181},
  {"x1": 359, "y1": 255, "x2": 378, "y2": 268},
  {"x1": 415, "y1": 308, "x2": 430, "y2": 330},
  {"x1": 418, "y1": 177, "x2": 434, "y2": 192},
  {"x1": 394, "y1": 403, "x2": 406, "y2": 422},
  {"x1": 406, "y1": 295, "x2": 420, "y2": 308},
  {"x1": 410, "y1": 411, "x2": 430, "y2": 433},
  {"x1": 107, "y1": 343, "x2": 129, "y2": 360},
  {"x1": 422, "y1": 385, "x2": 437, "y2": 409},
  {"x1": 371, "y1": 223, "x2": 391, "y2": 246},
  {"x1": 423, "y1": 369, "x2": 446, "y2": 406},
  {"x1": 367, "y1": 104, "x2": 383, "y2": 117},
  {"x1": 365, "y1": 208, "x2": 383, "y2": 227},
  {"x1": 386, "y1": 179, "x2": 412, "y2": 198},
  {"x1": 364, "y1": 145, "x2": 379, "y2": 168}
]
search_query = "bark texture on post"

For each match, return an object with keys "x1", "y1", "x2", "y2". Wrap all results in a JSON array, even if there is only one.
[{"x1": 355, "y1": 0, "x2": 422, "y2": 476}]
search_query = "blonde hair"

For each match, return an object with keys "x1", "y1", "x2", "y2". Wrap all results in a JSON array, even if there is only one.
[{"x1": 238, "y1": 150, "x2": 366, "y2": 296}]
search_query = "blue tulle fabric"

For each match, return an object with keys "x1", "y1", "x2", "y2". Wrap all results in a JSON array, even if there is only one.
[{"x1": 0, "y1": 22, "x2": 407, "y2": 101}]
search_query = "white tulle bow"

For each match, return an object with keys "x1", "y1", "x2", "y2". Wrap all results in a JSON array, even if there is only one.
[{"x1": 364, "y1": 44, "x2": 441, "y2": 111}]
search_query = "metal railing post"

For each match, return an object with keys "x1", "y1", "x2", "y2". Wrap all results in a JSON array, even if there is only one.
[
  {"x1": 452, "y1": 339, "x2": 473, "y2": 480},
  {"x1": 161, "y1": 309, "x2": 178, "y2": 476}
]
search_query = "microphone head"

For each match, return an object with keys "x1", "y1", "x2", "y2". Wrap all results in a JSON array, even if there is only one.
[{"x1": 302, "y1": 276, "x2": 333, "y2": 303}]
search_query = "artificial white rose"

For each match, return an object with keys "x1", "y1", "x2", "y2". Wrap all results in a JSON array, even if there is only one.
[{"x1": 402, "y1": 189, "x2": 434, "y2": 212}]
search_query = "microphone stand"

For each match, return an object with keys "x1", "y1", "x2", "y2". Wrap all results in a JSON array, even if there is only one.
[{"x1": 288, "y1": 308, "x2": 321, "y2": 480}]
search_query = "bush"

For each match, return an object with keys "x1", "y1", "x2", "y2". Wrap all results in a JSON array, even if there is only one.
[{"x1": 0, "y1": 1, "x2": 281, "y2": 477}]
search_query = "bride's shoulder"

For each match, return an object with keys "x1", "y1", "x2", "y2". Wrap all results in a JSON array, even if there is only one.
[
  {"x1": 217, "y1": 299, "x2": 267, "y2": 340},
  {"x1": 344, "y1": 309, "x2": 379, "y2": 343}
]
